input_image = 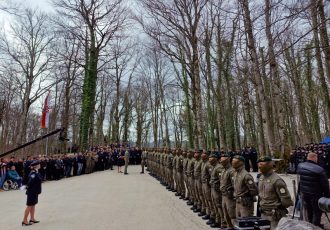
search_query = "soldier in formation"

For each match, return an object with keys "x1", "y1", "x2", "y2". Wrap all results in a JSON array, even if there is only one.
[{"x1": 144, "y1": 148, "x2": 293, "y2": 230}]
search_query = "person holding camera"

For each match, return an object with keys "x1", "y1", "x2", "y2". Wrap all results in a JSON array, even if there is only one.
[
  {"x1": 297, "y1": 152, "x2": 329, "y2": 228},
  {"x1": 257, "y1": 156, "x2": 293, "y2": 230},
  {"x1": 22, "y1": 160, "x2": 42, "y2": 226}
]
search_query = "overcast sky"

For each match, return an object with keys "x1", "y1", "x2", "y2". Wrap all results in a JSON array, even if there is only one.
[{"x1": 12, "y1": 0, "x2": 53, "y2": 11}]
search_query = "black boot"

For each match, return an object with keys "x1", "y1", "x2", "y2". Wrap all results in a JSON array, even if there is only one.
[
  {"x1": 206, "y1": 218, "x2": 215, "y2": 225},
  {"x1": 175, "y1": 192, "x2": 180, "y2": 196},
  {"x1": 210, "y1": 222, "x2": 220, "y2": 228},
  {"x1": 202, "y1": 215, "x2": 210, "y2": 220},
  {"x1": 190, "y1": 205, "x2": 197, "y2": 210},
  {"x1": 193, "y1": 208, "x2": 201, "y2": 213},
  {"x1": 198, "y1": 211, "x2": 206, "y2": 217},
  {"x1": 187, "y1": 200, "x2": 193, "y2": 206}
]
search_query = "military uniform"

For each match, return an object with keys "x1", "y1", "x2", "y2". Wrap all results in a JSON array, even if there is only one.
[
  {"x1": 166, "y1": 151, "x2": 174, "y2": 190},
  {"x1": 26, "y1": 168, "x2": 42, "y2": 206},
  {"x1": 258, "y1": 171, "x2": 293, "y2": 229},
  {"x1": 175, "y1": 151, "x2": 185, "y2": 198},
  {"x1": 186, "y1": 154, "x2": 195, "y2": 205},
  {"x1": 220, "y1": 160, "x2": 236, "y2": 228},
  {"x1": 124, "y1": 150, "x2": 130, "y2": 174},
  {"x1": 193, "y1": 156, "x2": 203, "y2": 212},
  {"x1": 210, "y1": 161, "x2": 225, "y2": 227},
  {"x1": 172, "y1": 152, "x2": 178, "y2": 193},
  {"x1": 183, "y1": 152, "x2": 190, "y2": 200},
  {"x1": 233, "y1": 164, "x2": 258, "y2": 217},
  {"x1": 141, "y1": 150, "x2": 147, "y2": 174},
  {"x1": 201, "y1": 158, "x2": 214, "y2": 219}
]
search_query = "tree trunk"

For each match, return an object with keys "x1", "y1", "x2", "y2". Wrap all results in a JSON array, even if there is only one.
[
  {"x1": 264, "y1": 0, "x2": 285, "y2": 156},
  {"x1": 310, "y1": 0, "x2": 330, "y2": 132},
  {"x1": 239, "y1": 0, "x2": 276, "y2": 155}
]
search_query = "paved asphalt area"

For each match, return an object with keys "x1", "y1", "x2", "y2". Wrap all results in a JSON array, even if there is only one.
[
  {"x1": 1, "y1": 166, "x2": 329, "y2": 230},
  {"x1": 0, "y1": 166, "x2": 211, "y2": 230}
]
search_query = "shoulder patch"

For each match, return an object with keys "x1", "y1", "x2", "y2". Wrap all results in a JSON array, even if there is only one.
[
  {"x1": 280, "y1": 188, "x2": 286, "y2": 194},
  {"x1": 248, "y1": 180, "x2": 253, "y2": 185},
  {"x1": 30, "y1": 174, "x2": 35, "y2": 179}
]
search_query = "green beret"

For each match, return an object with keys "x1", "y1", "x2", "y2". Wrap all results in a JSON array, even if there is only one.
[
  {"x1": 209, "y1": 153, "x2": 219, "y2": 159},
  {"x1": 233, "y1": 155, "x2": 245, "y2": 162},
  {"x1": 257, "y1": 156, "x2": 272, "y2": 163},
  {"x1": 221, "y1": 153, "x2": 230, "y2": 158}
]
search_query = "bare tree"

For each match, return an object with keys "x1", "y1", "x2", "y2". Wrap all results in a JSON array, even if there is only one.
[{"x1": 0, "y1": 8, "x2": 56, "y2": 145}]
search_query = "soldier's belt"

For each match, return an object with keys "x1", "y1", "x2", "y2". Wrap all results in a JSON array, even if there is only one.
[
  {"x1": 210, "y1": 183, "x2": 220, "y2": 188},
  {"x1": 260, "y1": 209, "x2": 273, "y2": 216}
]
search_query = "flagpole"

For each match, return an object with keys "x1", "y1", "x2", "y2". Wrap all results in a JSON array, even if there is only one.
[
  {"x1": 45, "y1": 127, "x2": 49, "y2": 156},
  {"x1": 42, "y1": 91, "x2": 51, "y2": 156}
]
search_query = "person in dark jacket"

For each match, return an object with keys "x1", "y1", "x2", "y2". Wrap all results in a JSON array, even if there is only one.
[
  {"x1": 297, "y1": 152, "x2": 330, "y2": 228},
  {"x1": 22, "y1": 161, "x2": 42, "y2": 226}
]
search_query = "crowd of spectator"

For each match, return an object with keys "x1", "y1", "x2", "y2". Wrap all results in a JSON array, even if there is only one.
[
  {"x1": 219, "y1": 146, "x2": 259, "y2": 172},
  {"x1": 289, "y1": 143, "x2": 330, "y2": 175},
  {"x1": 0, "y1": 144, "x2": 143, "y2": 190}
]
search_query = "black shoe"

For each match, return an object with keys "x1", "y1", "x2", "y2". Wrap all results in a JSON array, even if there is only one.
[
  {"x1": 210, "y1": 222, "x2": 220, "y2": 228},
  {"x1": 22, "y1": 222, "x2": 32, "y2": 226},
  {"x1": 124, "y1": 173, "x2": 128, "y2": 175},
  {"x1": 187, "y1": 201, "x2": 193, "y2": 206},
  {"x1": 190, "y1": 205, "x2": 197, "y2": 210},
  {"x1": 29, "y1": 220, "x2": 40, "y2": 224},
  {"x1": 175, "y1": 193, "x2": 180, "y2": 196},
  {"x1": 140, "y1": 172, "x2": 144, "y2": 174},
  {"x1": 193, "y1": 208, "x2": 201, "y2": 213},
  {"x1": 206, "y1": 218, "x2": 215, "y2": 225},
  {"x1": 179, "y1": 196, "x2": 184, "y2": 199},
  {"x1": 202, "y1": 215, "x2": 210, "y2": 220},
  {"x1": 183, "y1": 197, "x2": 189, "y2": 201},
  {"x1": 198, "y1": 212, "x2": 205, "y2": 216}
]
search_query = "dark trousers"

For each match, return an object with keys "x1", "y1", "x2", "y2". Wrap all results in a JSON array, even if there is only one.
[
  {"x1": 251, "y1": 156, "x2": 258, "y2": 172},
  {"x1": 244, "y1": 158, "x2": 251, "y2": 172},
  {"x1": 302, "y1": 195, "x2": 322, "y2": 227}
]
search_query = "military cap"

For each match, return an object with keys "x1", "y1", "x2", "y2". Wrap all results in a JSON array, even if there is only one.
[
  {"x1": 209, "y1": 153, "x2": 219, "y2": 159},
  {"x1": 194, "y1": 149, "x2": 202, "y2": 154},
  {"x1": 232, "y1": 155, "x2": 245, "y2": 162},
  {"x1": 221, "y1": 153, "x2": 230, "y2": 158},
  {"x1": 30, "y1": 160, "x2": 40, "y2": 166},
  {"x1": 257, "y1": 156, "x2": 272, "y2": 163}
]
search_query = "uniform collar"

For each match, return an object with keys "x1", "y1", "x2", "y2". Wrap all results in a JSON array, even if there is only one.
[
  {"x1": 234, "y1": 165, "x2": 244, "y2": 172},
  {"x1": 261, "y1": 170, "x2": 274, "y2": 177}
]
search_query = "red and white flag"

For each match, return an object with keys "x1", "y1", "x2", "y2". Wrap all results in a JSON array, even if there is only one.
[{"x1": 41, "y1": 91, "x2": 51, "y2": 129}]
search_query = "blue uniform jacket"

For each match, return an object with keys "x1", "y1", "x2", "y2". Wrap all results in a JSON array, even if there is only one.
[{"x1": 26, "y1": 170, "x2": 42, "y2": 196}]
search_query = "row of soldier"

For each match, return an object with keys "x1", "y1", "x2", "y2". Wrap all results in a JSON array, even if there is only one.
[{"x1": 143, "y1": 149, "x2": 293, "y2": 230}]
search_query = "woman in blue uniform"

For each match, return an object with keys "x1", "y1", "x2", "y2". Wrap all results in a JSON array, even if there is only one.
[{"x1": 22, "y1": 161, "x2": 42, "y2": 226}]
